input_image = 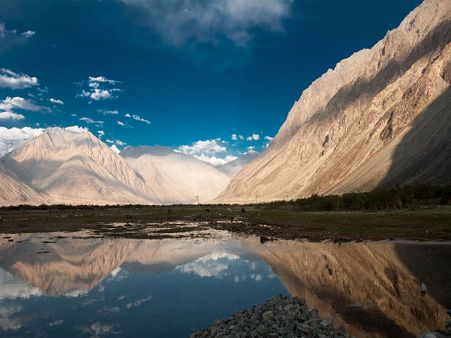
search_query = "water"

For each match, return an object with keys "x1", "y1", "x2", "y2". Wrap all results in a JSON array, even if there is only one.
[{"x1": 0, "y1": 231, "x2": 450, "y2": 338}]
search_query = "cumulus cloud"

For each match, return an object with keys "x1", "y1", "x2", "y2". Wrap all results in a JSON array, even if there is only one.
[
  {"x1": 176, "y1": 138, "x2": 237, "y2": 165},
  {"x1": 0, "y1": 269, "x2": 42, "y2": 301},
  {"x1": 231, "y1": 133, "x2": 238, "y2": 140},
  {"x1": 79, "y1": 117, "x2": 104, "y2": 126},
  {"x1": 176, "y1": 252, "x2": 239, "y2": 277},
  {"x1": 100, "y1": 109, "x2": 119, "y2": 115},
  {"x1": 0, "y1": 68, "x2": 38, "y2": 89},
  {"x1": 79, "y1": 76, "x2": 121, "y2": 102},
  {"x1": 264, "y1": 135, "x2": 274, "y2": 141},
  {"x1": 0, "y1": 111, "x2": 24, "y2": 120},
  {"x1": 65, "y1": 125, "x2": 88, "y2": 133},
  {"x1": 49, "y1": 98, "x2": 64, "y2": 105},
  {"x1": 0, "y1": 96, "x2": 43, "y2": 112},
  {"x1": 110, "y1": 144, "x2": 121, "y2": 153},
  {"x1": 0, "y1": 127, "x2": 43, "y2": 156},
  {"x1": 121, "y1": 0, "x2": 293, "y2": 46},
  {"x1": 124, "y1": 113, "x2": 151, "y2": 125},
  {"x1": 21, "y1": 30, "x2": 35, "y2": 38},
  {"x1": 125, "y1": 296, "x2": 152, "y2": 309},
  {"x1": 246, "y1": 133, "x2": 260, "y2": 141},
  {"x1": 106, "y1": 139, "x2": 126, "y2": 152},
  {"x1": 80, "y1": 322, "x2": 119, "y2": 336}
]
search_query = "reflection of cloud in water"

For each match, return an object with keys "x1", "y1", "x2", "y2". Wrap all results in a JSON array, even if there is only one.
[
  {"x1": 126, "y1": 296, "x2": 152, "y2": 309},
  {"x1": 0, "y1": 304, "x2": 24, "y2": 331},
  {"x1": 0, "y1": 268, "x2": 42, "y2": 300},
  {"x1": 80, "y1": 322, "x2": 120, "y2": 337},
  {"x1": 176, "y1": 251, "x2": 239, "y2": 278}
]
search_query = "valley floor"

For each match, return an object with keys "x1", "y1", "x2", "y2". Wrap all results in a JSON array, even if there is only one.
[{"x1": 0, "y1": 204, "x2": 450, "y2": 241}]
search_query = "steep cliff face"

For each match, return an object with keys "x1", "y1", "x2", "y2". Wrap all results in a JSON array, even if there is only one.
[
  {"x1": 1, "y1": 128, "x2": 158, "y2": 205},
  {"x1": 217, "y1": 0, "x2": 451, "y2": 203}
]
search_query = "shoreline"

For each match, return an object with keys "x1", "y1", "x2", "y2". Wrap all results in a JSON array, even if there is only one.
[{"x1": 0, "y1": 205, "x2": 450, "y2": 241}]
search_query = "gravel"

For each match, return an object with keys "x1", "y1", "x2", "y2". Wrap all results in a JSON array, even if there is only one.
[{"x1": 190, "y1": 295, "x2": 352, "y2": 338}]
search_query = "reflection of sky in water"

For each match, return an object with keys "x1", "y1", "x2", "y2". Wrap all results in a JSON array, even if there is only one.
[
  {"x1": 1, "y1": 235, "x2": 450, "y2": 338},
  {"x1": 0, "y1": 247, "x2": 287, "y2": 338}
]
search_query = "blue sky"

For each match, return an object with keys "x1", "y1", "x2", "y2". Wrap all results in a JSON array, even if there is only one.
[{"x1": 0, "y1": 0, "x2": 421, "y2": 164}]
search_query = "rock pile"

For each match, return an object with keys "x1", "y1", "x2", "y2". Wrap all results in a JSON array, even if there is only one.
[{"x1": 191, "y1": 295, "x2": 352, "y2": 338}]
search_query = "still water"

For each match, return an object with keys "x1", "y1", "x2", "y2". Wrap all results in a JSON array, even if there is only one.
[{"x1": 0, "y1": 231, "x2": 450, "y2": 338}]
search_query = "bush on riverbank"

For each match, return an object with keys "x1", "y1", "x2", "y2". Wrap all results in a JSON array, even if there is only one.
[{"x1": 261, "y1": 185, "x2": 451, "y2": 211}]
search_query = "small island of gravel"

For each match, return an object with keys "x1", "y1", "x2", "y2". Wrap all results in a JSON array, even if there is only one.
[{"x1": 191, "y1": 295, "x2": 352, "y2": 338}]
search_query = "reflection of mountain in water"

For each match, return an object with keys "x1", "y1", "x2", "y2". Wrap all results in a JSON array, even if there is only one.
[
  {"x1": 0, "y1": 235, "x2": 224, "y2": 296},
  {"x1": 252, "y1": 241, "x2": 450, "y2": 338},
  {"x1": 0, "y1": 235, "x2": 449, "y2": 337}
]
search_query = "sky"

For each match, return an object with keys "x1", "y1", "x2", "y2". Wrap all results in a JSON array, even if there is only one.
[{"x1": 0, "y1": 0, "x2": 421, "y2": 165}]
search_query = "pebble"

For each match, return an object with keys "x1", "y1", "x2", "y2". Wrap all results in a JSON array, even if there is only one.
[{"x1": 190, "y1": 295, "x2": 353, "y2": 338}]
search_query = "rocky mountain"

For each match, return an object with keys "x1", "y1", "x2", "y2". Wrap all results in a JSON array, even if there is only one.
[
  {"x1": 1, "y1": 128, "x2": 158, "y2": 205},
  {"x1": 217, "y1": 0, "x2": 451, "y2": 203},
  {"x1": 216, "y1": 151, "x2": 259, "y2": 177},
  {"x1": 0, "y1": 162, "x2": 44, "y2": 206},
  {"x1": 121, "y1": 146, "x2": 230, "y2": 204}
]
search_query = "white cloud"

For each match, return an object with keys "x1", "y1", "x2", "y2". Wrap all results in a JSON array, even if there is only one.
[
  {"x1": 195, "y1": 154, "x2": 237, "y2": 166},
  {"x1": 0, "y1": 304, "x2": 24, "y2": 331},
  {"x1": 49, "y1": 98, "x2": 64, "y2": 105},
  {"x1": 65, "y1": 125, "x2": 88, "y2": 133},
  {"x1": 0, "y1": 269, "x2": 42, "y2": 301},
  {"x1": 176, "y1": 252, "x2": 239, "y2": 277},
  {"x1": 79, "y1": 76, "x2": 121, "y2": 101},
  {"x1": 110, "y1": 144, "x2": 121, "y2": 154},
  {"x1": 0, "y1": 68, "x2": 38, "y2": 89},
  {"x1": 98, "y1": 130, "x2": 105, "y2": 138},
  {"x1": 106, "y1": 139, "x2": 125, "y2": 146},
  {"x1": 79, "y1": 117, "x2": 104, "y2": 127},
  {"x1": 101, "y1": 109, "x2": 119, "y2": 115},
  {"x1": 121, "y1": 0, "x2": 293, "y2": 46},
  {"x1": 117, "y1": 121, "x2": 125, "y2": 126},
  {"x1": 246, "y1": 133, "x2": 260, "y2": 141},
  {"x1": 264, "y1": 135, "x2": 274, "y2": 141},
  {"x1": 0, "y1": 96, "x2": 43, "y2": 111},
  {"x1": 21, "y1": 30, "x2": 35, "y2": 38},
  {"x1": 125, "y1": 296, "x2": 152, "y2": 309},
  {"x1": 80, "y1": 322, "x2": 119, "y2": 336},
  {"x1": 178, "y1": 139, "x2": 226, "y2": 156},
  {"x1": 231, "y1": 133, "x2": 238, "y2": 140},
  {"x1": 124, "y1": 113, "x2": 151, "y2": 125},
  {"x1": 177, "y1": 138, "x2": 238, "y2": 165},
  {"x1": 0, "y1": 111, "x2": 24, "y2": 120}
]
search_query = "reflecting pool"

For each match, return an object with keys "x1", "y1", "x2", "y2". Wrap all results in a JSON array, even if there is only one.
[{"x1": 0, "y1": 232, "x2": 449, "y2": 337}]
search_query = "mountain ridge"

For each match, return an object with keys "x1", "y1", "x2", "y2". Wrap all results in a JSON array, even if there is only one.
[{"x1": 216, "y1": 0, "x2": 451, "y2": 203}]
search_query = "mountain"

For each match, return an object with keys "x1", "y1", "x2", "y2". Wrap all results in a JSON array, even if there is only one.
[
  {"x1": 217, "y1": 0, "x2": 451, "y2": 203},
  {"x1": 0, "y1": 162, "x2": 44, "y2": 206},
  {"x1": 216, "y1": 151, "x2": 259, "y2": 177},
  {"x1": 121, "y1": 146, "x2": 230, "y2": 204},
  {"x1": 1, "y1": 128, "x2": 158, "y2": 205}
]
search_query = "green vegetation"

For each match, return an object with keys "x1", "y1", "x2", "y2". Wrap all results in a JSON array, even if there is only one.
[{"x1": 259, "y1": 185, "x2": 451, "y2": 211}]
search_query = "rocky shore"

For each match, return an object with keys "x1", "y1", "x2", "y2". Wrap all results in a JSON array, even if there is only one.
[{"x1": 191, "y1": 295, "x2": 352, "y2": 338}]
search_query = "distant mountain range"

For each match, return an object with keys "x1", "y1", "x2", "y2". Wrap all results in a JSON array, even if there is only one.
[
  {"x1": 1, "y1": 0, "x2": 449, "y2": 206},
  {"x1": 217, "y1": 0, "x2": 451, "y2": 203},
  {"x1": 0, "y1": 128, "x2": 256, "y2": 205}
]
